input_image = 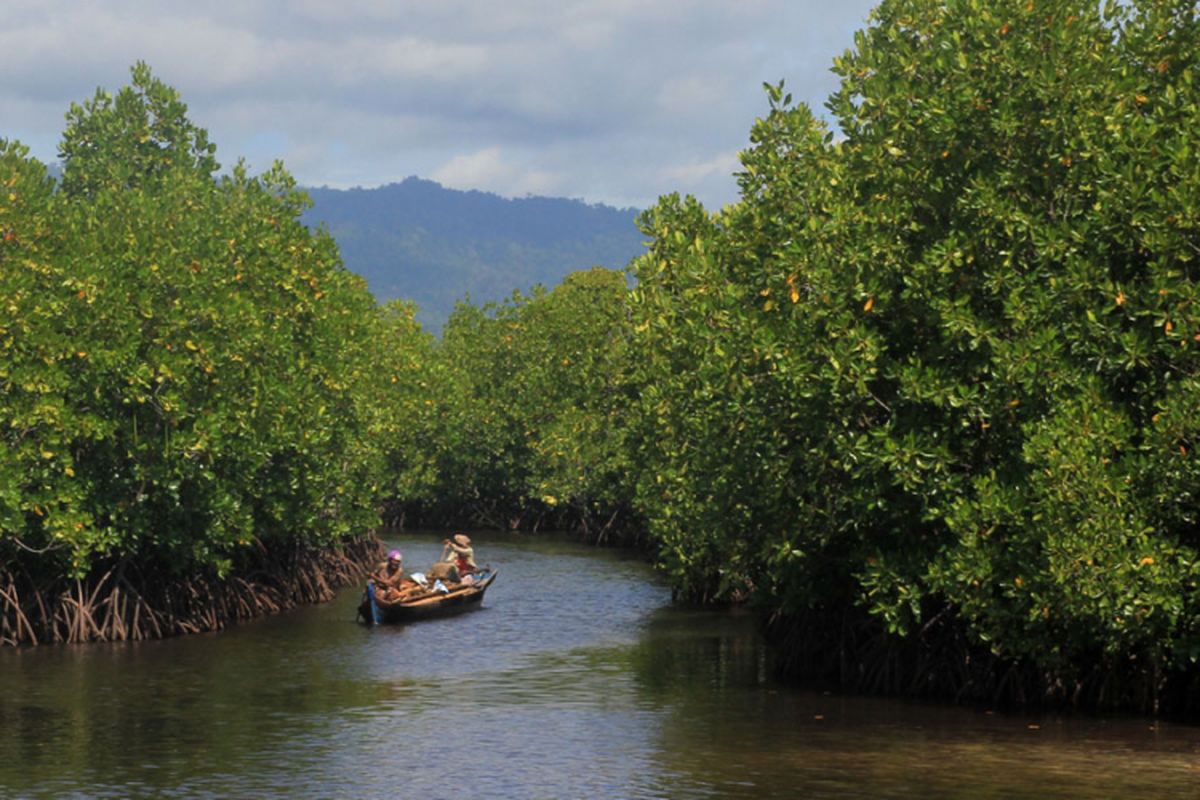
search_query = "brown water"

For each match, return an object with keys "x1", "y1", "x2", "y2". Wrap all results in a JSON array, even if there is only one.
[{"x1": 1, "y1": 531, "x2": 1197, "y2": 798}]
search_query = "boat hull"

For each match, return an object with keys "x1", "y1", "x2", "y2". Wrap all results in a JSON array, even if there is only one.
[{"x1": 358, "y1": 569, "x2": 497, "y2": 625}]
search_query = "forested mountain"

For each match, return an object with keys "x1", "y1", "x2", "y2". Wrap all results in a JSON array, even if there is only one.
[{"x1": 302, "y1": 178, "x2": 646, "y2": 330}]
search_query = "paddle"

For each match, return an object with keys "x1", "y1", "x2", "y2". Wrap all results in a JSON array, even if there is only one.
[{"x1": 366, "y1": 581, "x2": 383, "y2": 625}]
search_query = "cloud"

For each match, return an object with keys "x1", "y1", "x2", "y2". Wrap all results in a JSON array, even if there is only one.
[
  {"x1": 659, "y1": 152, "x2": 743, "y2": 187},
  {"x1": 432, "y1": 147, "x2": 564, "y2": 197},
  {"x1": 0, "y1": 0, "x2": 879, "y2": 208}
]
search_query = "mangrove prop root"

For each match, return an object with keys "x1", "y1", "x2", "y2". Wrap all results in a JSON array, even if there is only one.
[{"x1": 0, "y1": 535, "x2": 382, "y2": 647}]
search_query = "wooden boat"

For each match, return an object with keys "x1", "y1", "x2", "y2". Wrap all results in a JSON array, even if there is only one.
[{"x1": 358, "y1": 569, "x2": 497, "y2": 625}]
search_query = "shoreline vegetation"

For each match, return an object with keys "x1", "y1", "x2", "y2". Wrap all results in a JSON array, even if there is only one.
[
  {"x1": 5, "y1": 0, "x2": 1200, "y2": 717},
  {"x1": 0, "y1": 536, "x2": 380, "y2": 646},
  {"x1": 2, "y1": 64, "x2": 397, "y2": 650}
]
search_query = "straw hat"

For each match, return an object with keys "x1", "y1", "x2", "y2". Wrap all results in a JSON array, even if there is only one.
[{"x1": 453, "y1": 534, "x2": 471, "y2": 547}]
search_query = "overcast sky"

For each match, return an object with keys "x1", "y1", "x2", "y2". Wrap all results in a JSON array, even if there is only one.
[{"x1": 2, "y1": 0, "x2": 878, "y2": 210}]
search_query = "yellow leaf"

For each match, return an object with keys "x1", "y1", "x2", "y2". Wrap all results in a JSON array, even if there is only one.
[
  {"x1": 1115, "y1": 291, "x2": 1125, "y2": 306},
  {"x1": 789, "y1": 285, "x2": 800, "y2": 303},
  {"x1": 185, "y1": 340, "x2": 199, "y2": 351},
  {"x1": 41, "y1": 450, "x2": 54, "y2": 460},
  {"x1": 1140, "y1": 556, "x2": 1155, "y2": 566},
  {"x1": 863, "y1": 297, "x2": 874, "y2": 312}
]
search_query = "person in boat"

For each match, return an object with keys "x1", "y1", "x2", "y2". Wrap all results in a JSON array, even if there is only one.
[
  {"x1": 371, "y1": 550, "x2": 413, "y2": 600},
  {"x1": 440, "y1": 533, "x2": 478, "y2": 577}
]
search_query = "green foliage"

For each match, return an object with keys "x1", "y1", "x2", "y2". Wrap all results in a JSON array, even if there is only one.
[
  {"x1": 58, "y1": 61, "x2": 219, "y2": 198},
  {"x1": 404, "y1": 268, "x2": 635, "y2": 530},
  {"x1": 373, "y1": 300, "x2": 440, "y2": 504},
  {"x1": 624, "y1": 0, "x2": 1200, "y2": 678},
  {"x1": 2, "y1": 66, "x2": 401, "y2": 578}
]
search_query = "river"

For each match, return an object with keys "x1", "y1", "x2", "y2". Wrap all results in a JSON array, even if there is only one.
[{"x1": 1, "y1": 531, "x2": 1197, "y2": 798}]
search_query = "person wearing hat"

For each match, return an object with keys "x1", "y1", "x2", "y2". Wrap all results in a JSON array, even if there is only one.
[
  {"x1": 371, "y1": 550, "x2": 409, "y2": 599},
  {"x1": 440, "y1": 533, "x2": 477, "y2": 577}
]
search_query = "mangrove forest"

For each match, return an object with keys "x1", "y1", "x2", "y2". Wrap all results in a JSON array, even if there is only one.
[{"x1": 5, "y1": 0, "x2": 1200, "y2": 716}]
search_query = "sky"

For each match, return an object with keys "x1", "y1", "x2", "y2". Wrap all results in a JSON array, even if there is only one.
[{"x1": 1, "y1": 0, "x2": 879, "y2": 210}]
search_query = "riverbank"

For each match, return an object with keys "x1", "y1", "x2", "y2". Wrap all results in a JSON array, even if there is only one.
[
  {"x1": 0, "y1": 535, "x2": 382, "y2": 646},
  {"x1": 385, "y1": 499, "x2": 648, "y2": 549},
  {"x1": 764, "y1": 606, "x2": 1200, "y2": 718}
]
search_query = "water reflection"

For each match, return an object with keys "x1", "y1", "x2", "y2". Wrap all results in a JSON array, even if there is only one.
[
  {"x1": 628, "y1": 607, "x2": 1200, "y2": 799},
  {"x1": 1, "y1": 531, "x2": 1197, "y2": 798}
]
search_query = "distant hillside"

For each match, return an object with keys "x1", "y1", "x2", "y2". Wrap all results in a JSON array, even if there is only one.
[{"x1": 302, "y1": 178, "x2": 646, "y2": 330}]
